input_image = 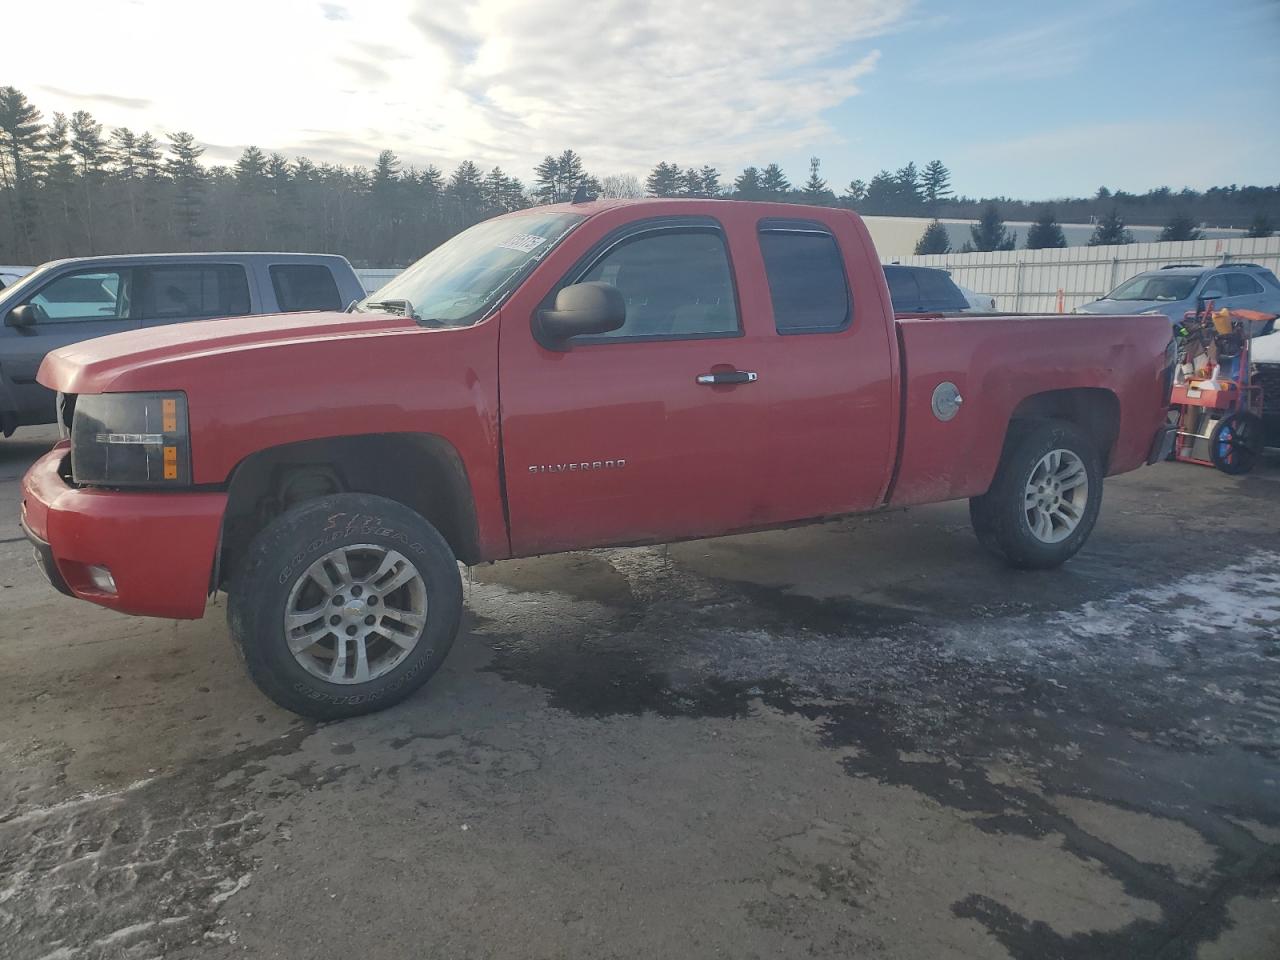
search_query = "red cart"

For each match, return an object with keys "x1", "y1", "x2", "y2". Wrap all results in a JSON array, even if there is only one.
[{"x1": 1171, "y1": 305, "x2": 1270, "y2": 474}]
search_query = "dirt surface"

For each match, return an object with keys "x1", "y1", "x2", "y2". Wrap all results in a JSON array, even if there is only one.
[{"x1": 2, "y1": 424, "x2": 1279, "y2": 959}]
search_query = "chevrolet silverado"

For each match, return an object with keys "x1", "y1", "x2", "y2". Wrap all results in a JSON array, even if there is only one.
[{"x1": 19, "y1": 200, "x2": 1175, "y2": 718}]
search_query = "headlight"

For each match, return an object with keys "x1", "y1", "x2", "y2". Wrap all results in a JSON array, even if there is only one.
[{"x1": 70, "y1": 392, "x2": 191, "y2": 487}]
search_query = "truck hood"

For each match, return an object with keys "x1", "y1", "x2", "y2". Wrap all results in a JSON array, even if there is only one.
[{"x1": 39, "y1": 310, "x2": 414, "y2": 394}]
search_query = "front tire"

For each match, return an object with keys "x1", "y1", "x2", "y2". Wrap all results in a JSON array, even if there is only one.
[
  {"x1": 969, "y1": 420, "x2": 1103, "y2": 569},
  {"x1": 228, "y1": 493, "x2": 463, "y2": 720}
]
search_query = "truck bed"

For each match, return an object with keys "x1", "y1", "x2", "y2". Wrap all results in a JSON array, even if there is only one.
[{"x1": 888, "y1": 312, "x2": 1173, "y2": 507}]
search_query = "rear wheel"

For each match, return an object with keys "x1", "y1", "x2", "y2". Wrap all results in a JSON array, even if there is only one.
[
  {"x1": 228, "y1": 493, "x2": 463, "y2": 719},
  {"x1": 1209, "y1": 412, "x2": 1263, "y2": 476},
  {"x1": 969, "y1": 420, "x2": 1103, "y2": 569}
]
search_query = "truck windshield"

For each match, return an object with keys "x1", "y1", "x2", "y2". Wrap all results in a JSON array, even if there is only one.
[
  {"x1": 1105, "y1": 274, "x2": 1198, "y2": 301},
  {"x1": 357, "y1": 212, "x2": 585, "y2": 326}
]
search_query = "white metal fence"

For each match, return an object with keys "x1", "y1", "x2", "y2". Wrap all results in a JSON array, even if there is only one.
[
  {"x1": 899, "y1": 236, "x2": 1280, "y2": 313},
  {"x1": 354, "y1": 268, "x2": 403, "y2": 294}
]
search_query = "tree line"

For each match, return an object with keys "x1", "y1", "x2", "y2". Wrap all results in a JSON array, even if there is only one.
[{"x1": 1, "y1": 86, "x2": 1275, "y2": 267}]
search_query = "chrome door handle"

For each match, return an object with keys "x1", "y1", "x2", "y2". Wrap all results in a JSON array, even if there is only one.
[{"x1": 696, "y1": 371, "x2": 758, "y2": 386}]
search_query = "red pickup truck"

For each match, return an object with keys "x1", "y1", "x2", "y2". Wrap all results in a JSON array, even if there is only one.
[{"x1": 19, "y1": 200, "x2": 1175, "y2": 719}]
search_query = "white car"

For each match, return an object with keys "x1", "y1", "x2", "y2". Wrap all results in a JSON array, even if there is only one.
[
  {"x1": 956, "y1": 283, "x2": 996, "y2": 312},
  {"x1": 1254, "y1": 330, "x2": 1280, "y2": 448}
]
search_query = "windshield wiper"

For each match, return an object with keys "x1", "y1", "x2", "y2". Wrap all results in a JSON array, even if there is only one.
[
  {"x1": 359, "y1": 299, "x2": 454, "y2": 328},
  {"x1": 362, "y1": 298, "x2": 417, "y2": 318}
]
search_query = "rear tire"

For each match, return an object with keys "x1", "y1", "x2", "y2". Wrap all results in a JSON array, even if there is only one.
[
  {"x1": 228, "y1": 493, "x2": 463, "y2": 720},
  {"x1": 969, "y1": 419, "x2": 1103, "y2": 569}
]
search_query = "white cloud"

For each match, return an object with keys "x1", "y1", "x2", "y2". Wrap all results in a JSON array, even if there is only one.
[{"x1": 7, "y1": 0, "x2": 909, "y2": 177}]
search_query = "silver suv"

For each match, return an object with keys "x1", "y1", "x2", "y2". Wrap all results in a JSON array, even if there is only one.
[
  {"x1": 1073, "y1": 263, "x2": 1280, "y2": 337},
  {"x1": 0, "y1": 252, "x2": 365, "y2": 435}
]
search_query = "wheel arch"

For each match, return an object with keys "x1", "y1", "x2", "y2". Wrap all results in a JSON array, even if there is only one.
[
  {"x1": 1004, "y1": 387, "x2": 1121, "y2": 471},
  {"x1": 217, "y1": 432, "x2": 481, "y2": 589}
]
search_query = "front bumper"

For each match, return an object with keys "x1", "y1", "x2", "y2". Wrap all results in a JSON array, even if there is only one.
[{"x1": 20, "y1": 443, "x2": 227, "y2": 619}]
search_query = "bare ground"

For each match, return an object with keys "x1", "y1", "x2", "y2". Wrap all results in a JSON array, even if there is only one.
[{"x1": 1, "y1": 424, "x2": 1278, "y2": 959}]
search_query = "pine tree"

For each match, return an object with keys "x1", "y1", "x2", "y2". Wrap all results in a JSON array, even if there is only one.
[
  {"x1": 110, "y1": 128, "x2": 138, "y2": 178},
  {"x1": 166, "y1": 131, "x2": 206, "y2": 245},
  {"x1": 135, "y1": 133, "x2": 163, "y2": 179},
  {"x1": 760, "y1": 163, "x2": 790, "y2": 196},
  {"x1": 561, "y1": 149, "x2": 598, "y2": 200},
  {"x1": 680, "y1": 167, "x2": 703, "y2": 197},
  {"x1": 533, "y1": 154, "x2": 561, "y2": 204},
  {"x1": 0, "y1": 87, "x2": 44, "y2": 259},
  {"x1": 914, "y1": 219, "x2": 950, "y2": 255},
  {"x1": 264, "y1": 152, "x2": 295, "y2": 248},
  {"x1": 1025, "y1": 207, "x2": 1066, "y2": 249},
  {"x1": 894, "y1": 162, "x2": 922, "y2": 209},
  {"x1": 533, "y1": 149, "x2": 596, "y2": 203},
  {"x1": 0, "y1": 86, "x2": 44, "y2": 189},
  {"x1": 802, "y1": 156, "x2": 828, "y2": 200},
  {"x1": 1246, "y1": 212, "x2": 1275, "y2": 238},
  {"x1": 449, "y1": 159, "x2": 483, "y2": 208},
  {"x1": 843, "y1": 179, "x2": 867, "y2": 206},
  {"x1": 372, "y1": 149, "x2": 400, "y2": 190},
  {"x1": 69, "y1": 111, "x2": 105, "y2": 175},
  {"x1": 864, "y1": 170, "x2": 897, "y2": 211},
  {"x1": 265, "y1": 152, "x2": 290, "y2": 183},
  {"x1": 733, "y1": 166, "x2": 762, "y2": 199},
  {"x1": 921, "y1": 160, "x2": 952, "y2": 204},
  {"x1": 42, "y1": 113, "x2": 77, "y2": 252},
  {"x1": 69, "y1": 110, "x2": 107, "y2": 251},
  {"x1": 234, "y1": 145, "x2": 267, "y2": 184},
  {"x1": 645, "y1": 161, "x2": 681, "y2": 197},
  {"x1": 110, "y1": 127, "x2": 142, "y2": 239},
  {"x1": 699, "y1": 166, "x2": 721, "y2": 197},
  {"x1": 1158, "y1": 213, "x2": 1202, "y2": 242},
  {"x1": 970, "y1": 203, "x2": 1016, "y2": 251},
  {"x1": 1088, "y1": 208, "x2": 1134, "y2": 246}
]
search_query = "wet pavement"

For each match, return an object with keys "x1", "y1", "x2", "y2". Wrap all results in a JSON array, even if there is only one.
[{"x1": 1, "y1": 424, "x2": 1278, "y2": 959}]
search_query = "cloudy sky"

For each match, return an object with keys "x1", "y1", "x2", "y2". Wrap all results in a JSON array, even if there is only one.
[{"x1": 9, "y1": 0, "x2": 1279, "y2": 199}]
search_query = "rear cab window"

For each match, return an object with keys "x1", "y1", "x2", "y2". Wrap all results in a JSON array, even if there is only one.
[
  {"x1": 757, "y1": 220, "x2": 851, "y2": 334},
  {"x1": 271, "y1": 264, "x2": 342, "y2": 312},
  {"x1": 137, "y1": 264, "x2": 251, "y2": 320}
]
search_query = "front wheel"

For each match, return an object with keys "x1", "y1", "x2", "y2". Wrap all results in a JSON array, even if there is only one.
[
  {"x1": 228, "y1": 493, "x2": 463, "y2": 720},
  {"x1": 969, "y1": 420, "x2": 1103, "y2": 569}
]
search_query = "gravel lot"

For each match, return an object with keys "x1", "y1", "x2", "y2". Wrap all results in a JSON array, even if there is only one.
[{"x1": 2, "y1": 425, "x2": 1278, "y2": 960}]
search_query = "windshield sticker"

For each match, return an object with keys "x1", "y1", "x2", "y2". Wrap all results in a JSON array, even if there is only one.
[{"x1": 498, "y1": 234, "x2": 549, "y2": 254}]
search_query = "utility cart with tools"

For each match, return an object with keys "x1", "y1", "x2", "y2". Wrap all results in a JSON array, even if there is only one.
[{"x1": 1170, "y1": 303, "x2": 1272, "y2": 474}]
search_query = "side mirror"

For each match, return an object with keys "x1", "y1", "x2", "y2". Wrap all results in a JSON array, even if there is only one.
[
  {"x1": 1199, "y1": 288, "x2": 1225, "y2": 302},
  {"x1": 537, "y1": 282, "x2": 625, "y2": 345},
  {"x1": 4, "y1": 304, "x2": 36, "y2": 328}
]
